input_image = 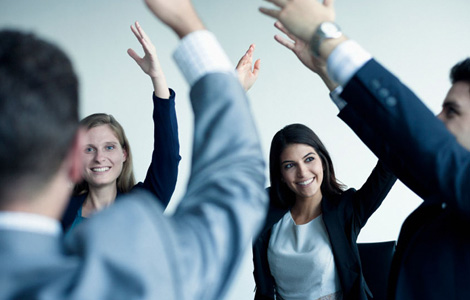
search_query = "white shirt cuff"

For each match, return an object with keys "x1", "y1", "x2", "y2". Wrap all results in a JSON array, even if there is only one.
[
  {"x1": 327, "y1": 40, "x2": 372, "y2": 87},
  {"x1": 173, "y1": 30, "x2": 235, "y2": 87},
  {"x1": 329, "y1": 86, "x2": 347, "y2": 110}
]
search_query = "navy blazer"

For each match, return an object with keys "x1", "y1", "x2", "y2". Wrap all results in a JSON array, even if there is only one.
[
  {"x1": 61, "y1": 90, "x2": 181, "y2": 230},
  {"x1": 253, "y1": 161, "x2": 396, "y2": 300},
  {"x1": 339, "y1": 59, "x2": 470, "y2": 299}
]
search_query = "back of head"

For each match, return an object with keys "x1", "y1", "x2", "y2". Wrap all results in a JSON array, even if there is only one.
[
  {"x1": 0, "y1": 30, "x2": 79, "y2": 204},
  {"x1": 269, "y1": 123, "x2": 344, "y2": 207},
  {"x1": 450, "y1": 58, "x2": 470, "y2": 84}
]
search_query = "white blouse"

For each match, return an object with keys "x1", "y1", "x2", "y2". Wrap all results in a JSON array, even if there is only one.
[{"x1": 268, "y1": 212, "x2": 341, "y2": 300}]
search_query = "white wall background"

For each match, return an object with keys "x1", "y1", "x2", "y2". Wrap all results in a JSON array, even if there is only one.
[{"x1": 2, "y1": 0, "x2": 469, "y2": 299}]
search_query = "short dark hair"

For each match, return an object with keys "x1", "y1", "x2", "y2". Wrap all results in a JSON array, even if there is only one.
[
  {"x1": 0, "y1": 30, "x2": 79, "y2": 201},
  {"x1": 450, "y1": 58, "x2": 470, "y2": 84},
  {"x1": 269, "y1": 123, "x2": 345, "y2": 208}
]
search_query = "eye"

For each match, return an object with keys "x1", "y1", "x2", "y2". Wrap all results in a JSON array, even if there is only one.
[
  {"x1": 284, "y1": 163, "x2": 294, "y2": 170},
  {"x1": 106, "y1": 145, "x2": 115, "y2": 151},
  {"x1": 446, "y1": 107, "x2": 458, "y2": 119},
  {"x1": 85, "y1": 147, "x2": 95, "y2": 153},
  {"x1": 305, "y1": 156, "x2": 314, "y2": 163}
]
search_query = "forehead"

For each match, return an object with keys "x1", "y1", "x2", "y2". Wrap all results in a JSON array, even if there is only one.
[
  {"x1": 281, "y1": 143, "x2": 317, "y2": 160},
  {"x1": 444, "y1": 81, "x2": 470, "y2": 108},
  {"x1": 84, "y1": 124, "x2": 119, "y2": 144}
]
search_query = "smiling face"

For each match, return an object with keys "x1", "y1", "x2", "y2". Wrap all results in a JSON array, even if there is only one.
[
  {"x1": 280, "y1": 143, "x2": 324, "y2": 203},
  {"x1": 81, "y1": 124, "x2": 127, "y2": 190},
  {"x1": 437, "y1": 81, "x2": 470, "y2": 150}
]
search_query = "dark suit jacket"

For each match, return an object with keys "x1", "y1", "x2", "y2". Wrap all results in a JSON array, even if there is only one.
[
  {"x1": 61, "y1": 90, "x2": 181, "y2": 231},
  {"x1": 338, "y1": 59, "x2": 470, "y2": 299},
  {"x1": 253, "y1": 161, "x2": 396, "y2": 300}
]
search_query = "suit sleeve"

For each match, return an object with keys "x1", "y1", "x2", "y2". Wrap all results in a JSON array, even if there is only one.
[
  {"x1": 340, "y1": 59, "x2": 470, "y2": 216},
  {"x1": 140, "y1": 88, "x2": 181, "y2": 207},
  {"x1": 167, "y1": 73, "x2": 268, "y2": 299}
]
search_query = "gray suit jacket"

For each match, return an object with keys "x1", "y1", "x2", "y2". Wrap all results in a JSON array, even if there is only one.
[{"x1": 0, "y1": 73, "x2": 268, "y2": 300}]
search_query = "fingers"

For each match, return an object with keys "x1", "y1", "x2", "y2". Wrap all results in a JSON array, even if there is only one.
[
  {"x1": 135, "y1": 21, "x2": 152, "y2": 44},
  {"x1": 236, "y1": 44, "x2": 255, "y2": 69},
  {"x1": 263, "y1": 0, "x2": 289, "y2": 8},
  {"x1": 274, "y1": 21, "x2": 296, "y2": 41},
  {"x1": 274, "y1": 34, "x2": 295, "y2": 51},
  {"x1": 252, "y1": 59, "x2": 261, "y2": 77},
  {"x1": 127, "y1": 48, "x2": 141, "y2": 63},
  {"x1": 258, "y1": 7, "x2": 280, "y2": 19}
]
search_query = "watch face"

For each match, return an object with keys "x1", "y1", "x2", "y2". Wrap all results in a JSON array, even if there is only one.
[{"x1": 321, "y1": 22, "x2": 341, "y2": 38}]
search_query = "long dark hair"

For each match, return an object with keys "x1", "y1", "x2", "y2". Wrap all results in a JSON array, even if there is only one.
[{"x1": 269, "y1": 124, "x2": 345, "y2": 208}]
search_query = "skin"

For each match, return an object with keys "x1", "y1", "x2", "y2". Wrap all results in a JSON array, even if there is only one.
[
  {"x1": 81, "y1": 125, "x2": 127, "y2": 216},
  {"x1": 280, "y1": 143, "x2": 324, "y2": 224},
  {"x1": 437, "y1": 81, "x2": 470, "y2": 151}
]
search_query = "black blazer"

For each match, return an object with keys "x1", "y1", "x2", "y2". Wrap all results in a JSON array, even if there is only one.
[
  {"x1": 253, "y1": 160, "x2": 396, "y2": 300},
  {"x1": 339, "y1": 59, "x2": 470, "y2": 299}
]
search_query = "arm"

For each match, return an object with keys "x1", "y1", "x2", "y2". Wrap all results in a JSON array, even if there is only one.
[
  {"x1": 236, "y1": 44, "x2": 261, "y2": 91},
  {"x1": 341, "y1": 60, "x2": 470, "y2": 215},
  {"x1": 145, "y1": 1, "x2": 268, "y2": 299},
  {"x1": 128, "y1": 22, "x2": 181, "y2": 206}
]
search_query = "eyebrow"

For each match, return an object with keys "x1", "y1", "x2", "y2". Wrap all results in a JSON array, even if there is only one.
[
  {"x1": 442, "y1": 99, "x2": 460, "y2": 109},
  {"x1": 281, "y1": 152, "x2": 316, "y2": 165}
]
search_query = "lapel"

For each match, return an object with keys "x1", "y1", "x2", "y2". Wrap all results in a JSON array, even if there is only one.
[{"x1": 321, "y1": 194, "x2": 360, "y2": 295}]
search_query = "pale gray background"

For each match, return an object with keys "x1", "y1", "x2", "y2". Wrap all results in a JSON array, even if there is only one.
[{"x1": 1, "y1": 0, "x2": 469, "y2": 299}]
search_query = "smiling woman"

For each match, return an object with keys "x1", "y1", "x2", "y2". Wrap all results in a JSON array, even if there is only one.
[
  {"x1": 60, "y1": 22, "x2": 181, "y2": 233},
  {"x1": 252, "y1": 123, "x2": 397, "y2": 300}
]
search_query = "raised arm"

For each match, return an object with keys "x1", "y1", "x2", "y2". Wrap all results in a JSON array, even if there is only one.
[
  {"x1": 144, "y1": 1, "x2": 268, "y2": 299},
  {"x1": 128, "y1": 21, "x2": 181, "y2": 206},
  {"x1": 128, "y1": 21, "x2": 170, "y2": 99}
]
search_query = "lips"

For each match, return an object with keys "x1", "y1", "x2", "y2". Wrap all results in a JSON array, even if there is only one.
[
  {"x1": 297, "y1": 178, "x2": 314, "y2": 186},
  {"x1": 91, "y1": 167, "x2": 110, "y2": 172}
]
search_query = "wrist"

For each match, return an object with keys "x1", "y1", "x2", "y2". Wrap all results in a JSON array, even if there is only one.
[{"x1": 309, "y1": 22, "x2": 345, "y2": 59}]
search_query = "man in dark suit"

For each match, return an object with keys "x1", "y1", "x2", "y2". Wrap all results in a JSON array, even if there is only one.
[
  {"x1": 260, "y1": 0, "x2": 470, "y2": 298},
  {"x1": 0, "y1": 0, "x2": 267, "y2": 299}
]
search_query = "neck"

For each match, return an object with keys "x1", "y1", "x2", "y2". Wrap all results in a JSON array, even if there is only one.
[
  {"x1": 290, "y1": 193, "x2": 323, "y2": 225},
  {"x1": 83, "y1": 183, "x2": 117, "y2": 217},
  {"x1": 1, "y1": 171, "x2": 72, "y2": 220}
]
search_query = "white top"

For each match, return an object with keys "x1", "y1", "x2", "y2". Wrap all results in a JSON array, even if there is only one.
[{"x1": 268, "y1": 212, "x2": 341, "y2": 300}]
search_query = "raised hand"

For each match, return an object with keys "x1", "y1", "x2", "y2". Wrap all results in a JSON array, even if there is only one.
[
  {"x1": 127, "y1": 21, "x2": 170, "y2": 99},
  {"x1": 259, "y1": 0, "x2": 335, "y2": 42},
  {"x1": 274, "y1": 21, "x2": 337, "y2": 91},
  {"x1": 236, "y1": 44, "x2": 261, "y2": 91}
]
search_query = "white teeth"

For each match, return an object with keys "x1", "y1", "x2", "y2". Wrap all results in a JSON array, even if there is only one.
[
  {"x1": 92, "y1": 167, "x2": 110, "y2": 172},
  {"x1": 298, "y1": 178, "x2": 314, "y2": 186}
]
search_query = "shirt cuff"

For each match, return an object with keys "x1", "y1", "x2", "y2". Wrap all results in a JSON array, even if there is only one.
[
  {"x1": 329, "y1": 86, "x2": 347, "y2": 110},
  {"x1": 327, "y1": 40, "x2": 372, "y2": 87},
  {"x1": 173, "y1": 30, "x2": 235, "y2": 87}
]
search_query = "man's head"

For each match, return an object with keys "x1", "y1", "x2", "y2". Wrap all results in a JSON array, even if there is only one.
[
  {"x1": 437, "y1": 58, "x2": 470, "y2": 150},
  {"x1": 0, "y1": 30, "x2": 79, "y2": 206}
]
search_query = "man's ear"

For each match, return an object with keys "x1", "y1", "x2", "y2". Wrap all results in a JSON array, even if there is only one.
[{"x1": 68, "y1": 128, "x2": 85, "y2": 183}]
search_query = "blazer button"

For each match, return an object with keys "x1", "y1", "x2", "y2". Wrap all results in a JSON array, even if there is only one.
[
  {"x1": 371, "y1": 79, "x2": 381, "y2": 90},
  {"x1": 379, "y1": 88, "x2": 390, "y2": 98},
  {"x1": 386, "y1": 96, "x2": 397, "y2": 106}
]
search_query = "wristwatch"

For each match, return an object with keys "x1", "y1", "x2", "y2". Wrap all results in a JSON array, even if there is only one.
[{"x1": 310, "y1": 22, "x2": 342, "y2": 57}]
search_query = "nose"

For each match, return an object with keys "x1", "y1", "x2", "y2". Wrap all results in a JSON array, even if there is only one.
[
  {"x1": 94, "y1": 149, "x2": 106, "y2": 163},
  {"x1": 296, "y1": 163, "x2": 307, "y2": 178}
]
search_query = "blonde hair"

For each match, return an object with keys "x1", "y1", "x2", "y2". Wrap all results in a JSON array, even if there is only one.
[{"x1": 73, "y1": 113, "x2": 135, "y2": 195}]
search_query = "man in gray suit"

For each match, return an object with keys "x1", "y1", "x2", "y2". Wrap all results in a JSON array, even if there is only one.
[{"x1": 0, "y1": 0, "x2": 267, "y2": 299}]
